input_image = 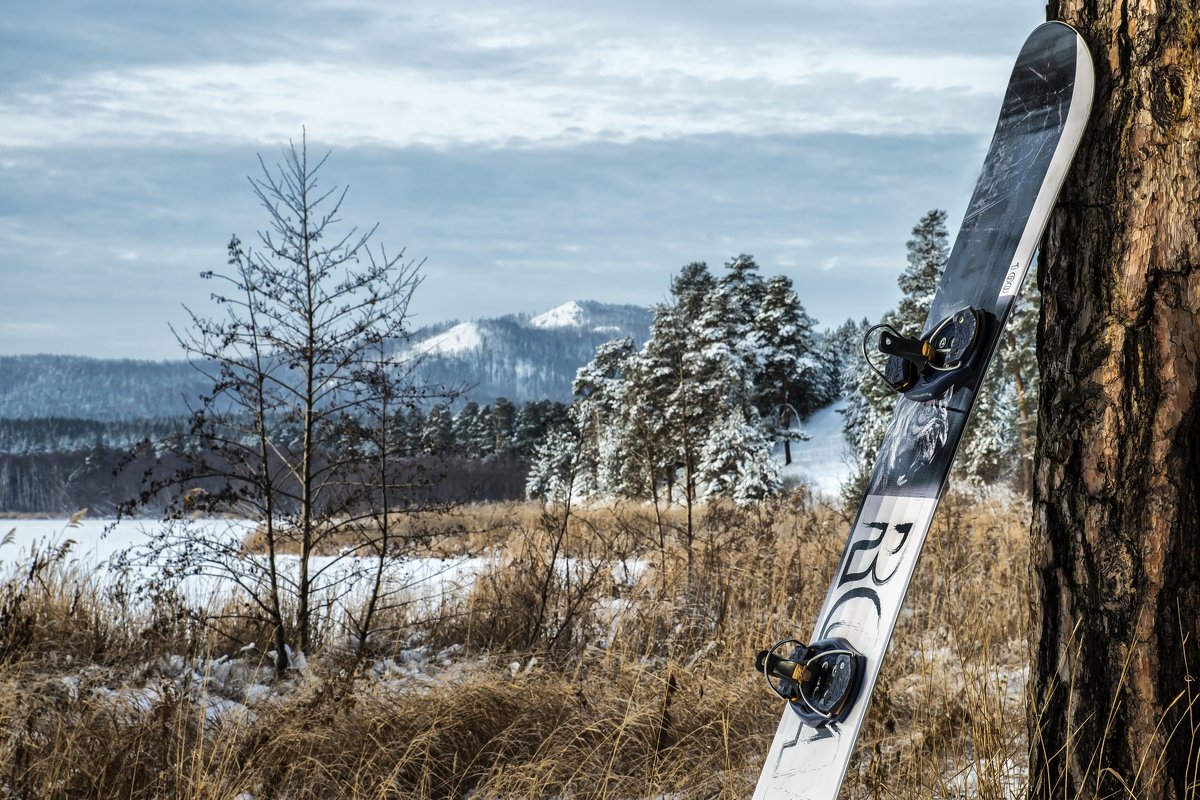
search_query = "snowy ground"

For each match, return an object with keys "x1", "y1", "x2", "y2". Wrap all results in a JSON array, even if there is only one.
[
  {"x1": 2, "y1": 396, "x2": 853, "y2": 600},
  {"x1": 0, "y1": 517, "x2": 249, "y2": 565},
  {"x1": 0, "y1": 517, "x2": 486, "y2": 614},
  {"x1": 778, "y1": 398, "x2": 854, "y2": 497}
]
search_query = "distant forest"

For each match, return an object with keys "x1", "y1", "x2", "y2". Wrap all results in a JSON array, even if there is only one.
[
  {"x1": 0, "y1": 303, "x2": 652, "y2": 513},
  {"x1": 0, "y1": 399, "x2": 567, "y2": 514},
  {"x1": 0, "y1": 304, "x2": 652, "y2": 422}
]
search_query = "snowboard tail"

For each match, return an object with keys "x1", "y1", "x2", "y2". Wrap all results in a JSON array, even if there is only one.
[{"x1": 754, "y1": 22, "x2": 1094, "y2": 800}]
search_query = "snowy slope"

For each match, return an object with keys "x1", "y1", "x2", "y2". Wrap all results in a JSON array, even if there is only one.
[
  {"x1": 529, "y1": 301, "x2": 586, "y2": 329},
  {"x1": 417, "y1": 322, "x2": 484, "y2": 355},
  {"x1": 779, "y1": 398, "x2": 852, "y2": 497},
  {"x1": 405, "y1": 301, "x2": 652, "y2": 403}
]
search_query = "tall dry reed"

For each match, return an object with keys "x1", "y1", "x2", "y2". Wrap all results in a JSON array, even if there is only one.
[{"x1": 1, "y1": 491, "x2": 1170, "y2": 799}]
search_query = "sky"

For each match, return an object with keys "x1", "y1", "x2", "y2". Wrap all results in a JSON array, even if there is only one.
[{"x1": 0, "y1": 0, "x2": 1047, "y2": 360}]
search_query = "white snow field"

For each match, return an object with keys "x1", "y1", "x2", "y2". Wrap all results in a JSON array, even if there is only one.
[
  {"x1": 529, "y1": 300, "x2": 585, "y2": 329},
  {"x1": 0, "y1": 517, "x2": 486, "y2": 613},
  {"x1": 778, "y1": 398, "x2": 853, "y2": 497},
  {"x1": 416, "y1": 320, "x2": 485, "y2": 355}
]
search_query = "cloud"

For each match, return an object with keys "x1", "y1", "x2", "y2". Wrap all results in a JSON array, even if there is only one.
[
  {"x1": 0, "y1": 321, "x2": 62, "y2": 339},
  {"x1": 0, "y1": 0, "x2": 1037, "y2": 150},
  {"x1": 0, "y1": 56, "x2": 1004, "y2": 151},
  {"x1": 0, "y1": 0, "x2": 1048, "y2": 357},
  {"x1": 0, "y1": 128, "x2": 985, "y2": 356}
]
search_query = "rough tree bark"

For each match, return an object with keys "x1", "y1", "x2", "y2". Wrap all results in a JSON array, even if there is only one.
[{"x1": 1032, "y1": 2, "x2": 1200, "y2": 797}]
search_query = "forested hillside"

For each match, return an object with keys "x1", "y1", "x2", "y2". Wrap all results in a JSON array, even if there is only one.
[
  {"x1": 407, "y1": 301, "x2": 652, "y2": 402},
  {"x1": 0, "y1": 356, "x2": 209, "y2": 421},
  {"x1": 0, "y1": 301, "x2": 651, "y2": 424}
]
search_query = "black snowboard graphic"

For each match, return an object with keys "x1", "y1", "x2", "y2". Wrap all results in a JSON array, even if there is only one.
[{"x1": 866, "y1": 23, "x2": 1083, "y2": 500}]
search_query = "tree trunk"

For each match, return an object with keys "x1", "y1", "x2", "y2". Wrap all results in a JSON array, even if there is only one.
[
  {"x1": 1032, "y1": 3, "x2": 1200, "y2": 797},
  {"x1": 1008, "y1": 330, "x2": 1034, "y2": 495}
]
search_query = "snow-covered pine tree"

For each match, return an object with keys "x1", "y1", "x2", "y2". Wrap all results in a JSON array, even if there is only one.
[
  {"x1": 694, "y1": 265, "x2": 754, "y2": 416},
  {"x1": 842, "y1": 210, "x2": 949, "y2": 497},
  {"x1": 565, "y1": 337, "x2": 637, "y2": 497},
  {"x1": 672, "y1": 261, "x2": 717, "y2": 320},
  {"x1": 525, "y1": 425, "x2": 579, "y2": 502},
  {"x1": 530, "y1": 255, "x2": 829, "y2": 507},
  {"x1": 490, "y1": 397, "x2": 518, "y2": 460},
  {"x1": 813, "y1": 317, "x2": 864, "y2": 412},
  {"x1": 420, "y1": 403, "x2": 455, "y2": 455},
  {"x1": 958, "y1": 281, "x2": 1040, "y2": 491},
  {"x1": 752, "y1": 274, "x2": 818, "y2": 464},
  {"x1": 648, "y1": 263, "x2": 720, "y2": 506},
  {"x1": 630, "y1": 297, "x2": 703, "y2": 505},
  {"x1": 512, "y1": 400, "x2": 568, "y2": 460},
  {"x1": 453, "y1": 402, "x2": 481, "y2": 457},
  {"x1": 718, "y1": 254, "x2": 768, "y2": 327},
  {"x1": 609, "y1": 350, "x2": 671, "y2": 500},
  {"x1": 400, "y1": 407, "x2": 425, "y2": 456},
  {"x1": 1000, "y1": 282, "x2": 1039, "y2": 490},
  {"x1": 681, "y1": 255, "x2": 811, "y2": 503},
  {"x1": 466, "y1": 405, "x2": 495, "y2": 459},
  {"x1": 697, "y1": 408, "x2": 782, "y2": 502},
  {"x1": 690, "y1": 258, "x2": 781, "y2": 500},
  {"x1": 895, "y1": 210, "x2": 950, "y2": 326}
]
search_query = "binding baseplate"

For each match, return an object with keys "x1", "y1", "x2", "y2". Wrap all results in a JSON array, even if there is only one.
[
  {"x1": 755, "y1": 637, "x2": 866, "y2": 728},
  {"x1": 863, "y1": 307, "x2": 991, "y2": 401}
]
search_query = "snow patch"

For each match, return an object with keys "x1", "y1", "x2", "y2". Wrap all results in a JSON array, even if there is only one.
[
  {"x1": 778, "y1": 398, "x2": 853, "y2": 497},
  {"x1": 417, "y1": 322, "x2": 483, "y2": 355},
  {"x1": 530, "y1": 301, "x2": 585, "y2": 329}
]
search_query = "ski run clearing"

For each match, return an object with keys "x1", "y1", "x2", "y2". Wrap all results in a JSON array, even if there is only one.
[{"x1": 415, "y1": 321, "x2": 485, "y2": 356}]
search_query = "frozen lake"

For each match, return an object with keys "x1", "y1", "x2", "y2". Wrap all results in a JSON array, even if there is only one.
[
  {"x1": 0, "y1": 517, "x2": 486, "y2": 611},
  {"x1": 0, "y1": 516, "x2": 250, "y2": 565}
]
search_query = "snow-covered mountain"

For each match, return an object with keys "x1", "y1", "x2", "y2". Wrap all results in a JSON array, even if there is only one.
[
  {"x1": 405, "y1": 300, "x2": 652, "y2": 403},
  {"x1": 0, "y1": 301, "x2": 653, "y2": 421}
]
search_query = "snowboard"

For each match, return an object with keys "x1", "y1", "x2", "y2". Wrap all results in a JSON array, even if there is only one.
[{"x1": 753, "y1": 22, "x2": 1094, "y2": 800}]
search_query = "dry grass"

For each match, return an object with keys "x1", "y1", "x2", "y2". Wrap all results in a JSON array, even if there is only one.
[
  {"x1": 0, "y1": 490, "x2": 1098, "y2": 798},
  {"x1": 239, "y1": 502, "x2": 658, "y2": 558}
]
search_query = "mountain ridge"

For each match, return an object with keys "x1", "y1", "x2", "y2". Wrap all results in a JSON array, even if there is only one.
[{"x1": 0, "y1": 301, "x2": 652, "y2": 421}]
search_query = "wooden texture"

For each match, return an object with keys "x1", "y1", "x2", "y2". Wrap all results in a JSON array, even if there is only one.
[{"x1": 1033, "y1": 2, "x2": 1200, "y2": 796}]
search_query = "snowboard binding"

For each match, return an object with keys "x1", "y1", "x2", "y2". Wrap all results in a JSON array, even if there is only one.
[
  {"x1": 863, "y1": 307, "x2": 992, "y2": 401},
  {"x1": 755, "y1": 637, "x2": 866, "y2": 727}
]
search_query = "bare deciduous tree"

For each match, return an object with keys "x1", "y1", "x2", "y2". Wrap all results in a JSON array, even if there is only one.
[{"x1": 120, "y1": 134, "x2": 454, "y2": 672}]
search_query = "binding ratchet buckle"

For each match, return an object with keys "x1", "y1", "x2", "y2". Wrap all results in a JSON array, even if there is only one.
[
  {"x1": 863, "y1": 307, "x2": 991, "y2": 401},
  {"x1": 755, "y1": 638, "x2": 866, "y2": 728}
]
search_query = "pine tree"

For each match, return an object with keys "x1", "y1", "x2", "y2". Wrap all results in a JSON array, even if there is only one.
[
  {"x1": 533, "y1": 255, "x2": 831, "y2": 507},
  {"x1": 954, "y1": 269, "x2": 1040, "y2": 492},
  {"x1": 568, "y1": 337, "x2": 637, "y2": 496},
  {"x1": 997, "y1": 281, "x2": 1039, "y2": 490},
  {"x1": 812, "y1": 319, "x2": 860, "y2": 411},
  {"x1": 401, "y1": 407, "x2": 425, "y2": 456},
  {"x1": 753, "y1": 274, "x2": 817, "y2": 463},
  {"x1": 525, "y1": 425, "x2": 579, "y2": 502},
  {"x1": 671, "y1": 262, "x2": 717, "y2": 321},
  {"x1": 467, "y1": 405, "x2": 494, "y2": 459},
  {"x1": 489, "y1": 397, "x2": 518, "y2": 460},
  {"x1": 842, "y1": 210, "x2": 949, "y2": 494},
  {"x1": 420, "y1": 404, "x2": 455, "y2": 455},
  {"x1": 895, "y1": 209, "x2": 949, "y2": 329},
  {"x1": 697, "y1": 408, "x2": 781, "y2": 502},
  {"x1": 453, "y1": 402, "x2": 481, "y2": 457},
  {"x1": 640, "y1": 277, "x2": 712, "y2": 507},
  {"x1": 512, "y1": 400, "x2": 565, "y2": 460}
]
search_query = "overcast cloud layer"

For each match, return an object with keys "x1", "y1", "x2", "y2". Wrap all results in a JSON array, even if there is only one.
[{"x1": 1, "y1": 1, "x2": 1046, "y2": 358}]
